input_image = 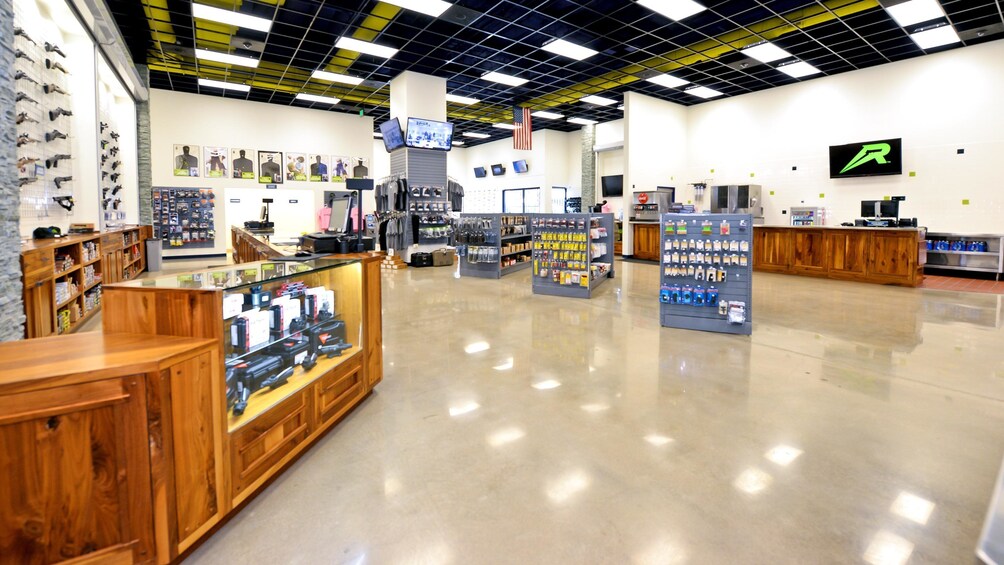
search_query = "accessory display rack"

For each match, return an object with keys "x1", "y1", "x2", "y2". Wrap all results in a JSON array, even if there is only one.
[
  {"x1": 531, "y1": 213, "x2": 614, "y2": 299},
  {"x1": 456, "y1": 214, "x2": 531, "y2": 278},
  {"x1": 659, "y1": 213, "x2": 753, "y2": 335}
]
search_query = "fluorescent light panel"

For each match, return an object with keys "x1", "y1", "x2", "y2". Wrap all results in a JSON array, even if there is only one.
[
  {"x1": 374, "y1": 132, "x2": 383, "y2": 137},
  {"x1": 296, "y1": 93, "x2": 340, "y2": 105},
  {"x1": 445, "y1": 93, "x2": 480, "y2": 105},
  {"x1": 637, "y1": 0, "x2": 706, "y2": 21},
  {"x1": 311, "y1": 69, "x2": 363, "y2": 85},
  {"x1": 335, "y1": 37, "x2": 398, "y2": 59},
  {"x1": 886, "y1": 0, "x2": 945, "y2": 27},
  {"x1": 452, "y1": 140, "x2": 465, "y2": 146},
  {"x1": 568, "y1": 117, "x2": 597, "y2": 125},
  {"x1": 580, "y1": 94, "x2": 617, "y2": 106},
  {"x1": 685, "y1": 86, "x2": 723, "y2": 99},
  {"x1": 910, "y1": 25, "x2": 960, "y2": 49},
  {"x1": 646, "y1": 73, "x2": 689, "y2": 89},
  {"x1": 463, "y1": 132, "x2": 491, "y2": 139},
  {"x1": 741, "y1": 42, "x2": 792, "y2": 63},
  {"x1": 197, "y1": 78, "x2": 250, "y2": 92},
  {"x1": 194, "y1": 48, "x2": 259, "y2": 68},
  {"x1": 493, "y1": 123, "x2": 517, "y2": 130},
  {"x1": 777, "y1": 61, "x2": 821, "y2": 78},
  {"x1": 379, "y1": 0, "x2": 451, "y2": 17},
  {"x1": 531, "y1": 110, "x2": 564, "y2": 119},
  {"x1": 541, "y1": 38, "x2": 598, "y2": 61},
  {"x1": 482, "y1": 71, "x2": 528, "y2": 87},
  {"x1": 192, "y1": 3, "x2": 272, "y2": 32}
]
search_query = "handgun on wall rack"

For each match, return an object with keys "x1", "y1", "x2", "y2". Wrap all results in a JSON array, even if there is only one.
[
  {"x1": 102, "y1": 197, "x2": 112, "y2": 210},
  {"x1": 111, "y1": 185, "x2": 123, "y2": 195},
  {"x1": 16, "y1": 92, "x2": 38, "y2": 104},
  {"x1": 110, "y1": 132, "x2": 120, "y2": 141},
  {"x1": 44, "y1": 84, "x2": 68, "y2": 96},
  {"x1": 45, "y1": 59, "x2": 69, "y2": 74},
  {"x1": 53, "y1": 176, "x2": 72, "y2": 189},
  {"x1": 45, "y1": 130, "x2": 67, "y2": 142},
  {"x1": 100, "y1": 122, "x2": 108, "y2": 133},
  {"x1": 17, "y1": 134, "x2": 39, "y2": 147},
  {"x1": 111, "y1": 161, "x2": 121, "y2": 170},
  {"x1": 49, "y1": 107, "x2": 73, "y2": 121},
  {"x1": 46, "y1": 154, "x2": 71, "y2": 169},
  {"x1": 19, "y1": 177, "x2": 38, "y2": 187},
  {"x1": 109, "y1": 173, "x2": 121, "y2": 182},
  {"x1": 15, "y1": 49, "x2": 34, "y2": 62},
  {"x1": 15, "y1": 70, "x2": 38, "y2": 84},
  {"x1": 52, "y1": 196, "x2": 74, "y2": 211},
  {"x1": 44, "y1": 42, "x2": 66, "y2": 58},
  {"x1": 17, "y1": 157, "x2": 39, "y2": 169},
  {"x1": 14, "y1": 27, "x2": 37, "y2": 45},
  {"x1": 16, "y1": 112, "x2": 39, "y2": 125}
]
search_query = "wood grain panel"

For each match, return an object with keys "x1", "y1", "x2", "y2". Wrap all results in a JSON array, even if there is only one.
[
  {"x1": 363, "y1": 257, "x2": 383, "y2": 388},
  {"x1": 870, "y1": 232, "x2": 916, "y2": 278},
  {"x1": 632, "y1": 224, "x2": 660, "y2": 261},
  {"x1": 231, "y1": 392, "x2": 309, "y2": 497},
  {"x1": 827, "y1": 231, "x2": 868, "y2": 276},
  {"x1": 102, "y1": 288, "x2": 222, "y2": 339},
  {"x1": 315, "y1": 356, "x2": 364, "y2": 426},
  {"x1": 791, "y1": 230, "x2": 827, "y2": 274},
  {"x1": 753, "y1": 228, "x2": 791, "y2": 271}
]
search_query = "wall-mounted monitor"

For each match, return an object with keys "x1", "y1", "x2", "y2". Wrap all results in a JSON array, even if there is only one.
[
  {"x1": 491, "y1": 164, "x2": 505, "y2": 176},
  {"x1": 405, "y1": 117, "x2": 454, "y2": 151},
  {"x1": 474, "y1": 166, "x2": 487, "y2": 178},
  {"x1": 379, "y1": 118, "x2": 405, "y2": 152},
  {"x1": 513, "y1": 159, "x2": 529, "y2": 174},
  {"x1": 830, "y1": 138, "x2": 902, "y2": 178},
  {"x1": 600, "y1": 174, "x2": 623, "y2": 197}
]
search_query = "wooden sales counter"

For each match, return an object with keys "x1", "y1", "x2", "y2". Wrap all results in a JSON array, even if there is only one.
[
  {"x1": 0, "y1": 255, "x2": 383, "y2": 565},
  {"x1": 753, "y1": 225, "x2": 926, "y2": 287}
]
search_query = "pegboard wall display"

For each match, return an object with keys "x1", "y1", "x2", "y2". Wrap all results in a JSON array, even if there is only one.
[
  {"x1": 14, "y1": 20, "x2": 74, "y2": 221},
  {"x1": 153, "y1": 188, "x2": 217, "y2": 248}
]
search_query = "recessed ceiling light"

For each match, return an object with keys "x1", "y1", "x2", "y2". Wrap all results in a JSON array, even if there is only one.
[
  {"x1": 685, "y1": 86, "x2": 723, "y2": 99},
  {"x1": 616, "y1": 104, "x2": 624, "y2": 110},
  {"x1": 541, "y1": 38, "x2": 598, "y2": 61},
  {"x1": 482, "y1": 71, "x2": 528, "y2": 87},
  {"x1": 311, "y1": 69, "x2": 364, "y2": 85},
  {"x1": 295, "y1": 93, "x2": 340, "y2": 105},
  {"x1": 446, "y1": 93, "x2": 480, "y2": 105},
  {"x1": 886, "y1": 0, "x2": 945, "y2": 27},
  {"x1": 452, "y1": 140, "x2": 465, "y2": 146},
  {"x1": 531, "y1": 110, "x2": 564, "y2": 119},
  {"x1": 335, "y1": 37, "x2": 398, "y2": 59},
  {"x1": 777, "y1": 61, "x2": 821, "y2": 78},
  {"x1": 192, "y1": 3, "x2": 273, "y2": 32},
  {"x1": 194, "y1": 48, "x2": 259, "y2": 68},
  {"x1": 637, "y1": 0, "x2": 706, "y2": 22},
  {"x1": 463, "y1": 132, "x2": 491, "y2": 139},
  {"x1": 568, "y1": 117, "x2": 598, "y2": 125},
  {"x1": 646, "y1": 73, "x2": 690, "y2": 89},
  {"x1": 197, "y1": 78, "x2": 250, "y2": 92},
  {"x1": 741, "y1": 42, "x2": 792, "y2": 63},
  {"x1": 493, "y1": 123, "x2": 517, "y2": 130},
  {"x1": 910, "y1": 24, "x2": 961, "y2": 49},
  {"x1": 379, "y1": 0, "x2": 451, "y2": 17},
  {"x1": 580, "y1": 94, "x2": 617, "y2": 106}
]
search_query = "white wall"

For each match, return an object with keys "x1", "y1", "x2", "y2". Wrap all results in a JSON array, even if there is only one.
[
  {"x1": 686, "y1": 39, "x2": 1004, "y2": 232},
  {"x1": 623, "y1": 92, "x2": 689, "y2": 254},
  {"x1": 150, "y1": 89, "x2": 374, "y2": 256}
]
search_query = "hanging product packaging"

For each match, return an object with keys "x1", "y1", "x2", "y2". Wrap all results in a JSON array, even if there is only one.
[
  {"x1": 681, "y1": 285, "x2": 693, "y2": 305},
  {"x1": 706, "y1": 286, "x2": 719, "y2": 306},
  {"x1": 720, "y1": 220, "x2": 730, "y2": 235},
  {"x1": 694, "y1": 285, "x2": 706, "y2": 306},
  {"x1": 728, "y1": 301, "x2": 747, "y2": 325}
]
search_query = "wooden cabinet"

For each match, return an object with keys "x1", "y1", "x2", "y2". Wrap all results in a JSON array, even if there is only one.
[
  {"x1": 632, "y1": 223, "x2": 660, "y2": 261},
  {"x1": 20, "y1": 227, "x2": 149, "y2": 338},
  {"x1": 753, "y1": 227, "x2": 924, "y2": 287}
]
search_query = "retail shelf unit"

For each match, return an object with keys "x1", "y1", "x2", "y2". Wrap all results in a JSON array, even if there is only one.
[
  {"x1": 20, "y1": 226, "x2": 149, "y2": 338},
  {"x1": 457, "y1": 213, "x2": 531, "y2": 278},
  {"x1": 531, "y1": 213, "x2": 615, "y2": 299},
  {"x1": 925, "y1": 232, "x2": 1004, "y2": 280},
  {"x1": 660, "y1": 213, "x2": 753, "y2": 335}
]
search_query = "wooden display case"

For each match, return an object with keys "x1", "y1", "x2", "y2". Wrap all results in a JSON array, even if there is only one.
[{"x1": 20, "y1": 226, "x2": 149, "y2": 338}]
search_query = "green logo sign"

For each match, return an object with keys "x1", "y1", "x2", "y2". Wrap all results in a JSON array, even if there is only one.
[{"x1": 840, "y1": 143, "x2": 892, "y2": 174}]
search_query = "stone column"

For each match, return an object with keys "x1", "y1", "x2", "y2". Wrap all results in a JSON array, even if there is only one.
[
  {"x1": 580, "y1": 124, "x2": 596, "y2": 209},
  {"x1": 0, "y1": 0, "x2": 26, "y2": 340},
  {"x1": 136, "y1": 65, "x2": 153, "y2": 225}
]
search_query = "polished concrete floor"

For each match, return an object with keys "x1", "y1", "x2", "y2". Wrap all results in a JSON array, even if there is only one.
[{"x1": 184, "y1": 260, "x2": 1004, "y2": 564}]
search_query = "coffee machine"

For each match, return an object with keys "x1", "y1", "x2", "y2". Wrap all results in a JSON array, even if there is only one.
[
  {"x1": 709, "y1": 185, "x2": 763, "y2": 223},
  {"x1": 630, "y1": 187, "x2": 675, "y2": 221}
]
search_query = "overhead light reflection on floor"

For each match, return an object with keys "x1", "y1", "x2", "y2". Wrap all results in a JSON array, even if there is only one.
[
  {"x1": 864, "y1": 530, "x2": 914, "y2": 565},
  {"x1": 546, "y1": 470, "x2": 590, "y2": 503},
  {"x1": 464, "y1": 341, "x2": 490, "y2": 354},
  {"x1": 493, "y1": 358, "x2": 514, "y2": 370},
  {"x1": 733, "y1": 467, "x2": 773, "y2": 495},
  {"x1": 890, "y1": 491, "x2": 935, "y2": 525},
  {"x1": 580, "y1": 403, "x2": 609, "y2": 413},
  {"x1": 644, "y1": 434, "x2": 674, "y2": 446},
  {"x1": 384, "y1": 477, "x2": 402, "y2": 497},
  {"x1": 487, "y1": 427, "x2": 525, "y2": 447},
  {"x1": 532, "y1": 379, "x2": 561, "y2": 390},
  {"x1": 634, "y1": 538, "x2": 687, "y2": 565},
  {"x1": 448, "y1": 401, "x2": 480, "y2": 417},
  {"x1": 764, "y1": 445, "x2": 803, "y2": 466}
]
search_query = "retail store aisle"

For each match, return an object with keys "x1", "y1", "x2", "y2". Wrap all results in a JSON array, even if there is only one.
[{"x1": 186, "y1": 261, "x2": 1004, "y2": 564}]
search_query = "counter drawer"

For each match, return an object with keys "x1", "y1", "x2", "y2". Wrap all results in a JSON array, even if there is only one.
[
  {"x1": 314, "y1": 354, "x2": 365, "y2": 427},
  {"x1": 230, "y1": 391, "x2": 309, "y2": 497},
  {"x1": 22, "y1": 250, "x2": 54, "y2": 274}
]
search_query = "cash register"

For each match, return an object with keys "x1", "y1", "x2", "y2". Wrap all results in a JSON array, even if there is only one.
[
  {"x1": 301, "y1": 187, "x2": 375, "y2": 254},
  {"x1": 853, "y1": 199, "x2": 917, "y2": 227}
]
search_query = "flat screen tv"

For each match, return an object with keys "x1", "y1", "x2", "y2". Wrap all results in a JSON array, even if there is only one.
[
  {"x1": 405, "y1": 117, "x2": 454, "y2": 151},
  {"x1": 513, "y1": 159, "x2": 529, "y2": 174},
  {"x1": 379, "y1": 118, "x2": 405, "y2": 152},
  {"x1": 491, "y1": 164, "x2": 505, "y2": 176},
  {"x1": 601, "y1": 174, "x2": 623, "y2": 197},
  {"x1": 474, "y1": 166, "x2": 487, "y2": 178},
  {"x1": 829, "y1": 138, "x2": 902, "y2": 178}
]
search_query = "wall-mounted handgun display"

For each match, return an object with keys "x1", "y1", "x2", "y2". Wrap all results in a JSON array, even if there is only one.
[{"x1": 153, "y1": 187, "x2": 217, "y2": 248}]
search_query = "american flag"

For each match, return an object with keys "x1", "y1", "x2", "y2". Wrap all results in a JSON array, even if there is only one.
[{"x1": 513, "y1": 106, "x2": 532, "y2": 150}]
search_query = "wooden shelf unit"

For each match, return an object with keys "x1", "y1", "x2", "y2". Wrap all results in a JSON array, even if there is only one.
[{"x1": 21, "y1": 227, "x2": 150, "y2": 338}]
